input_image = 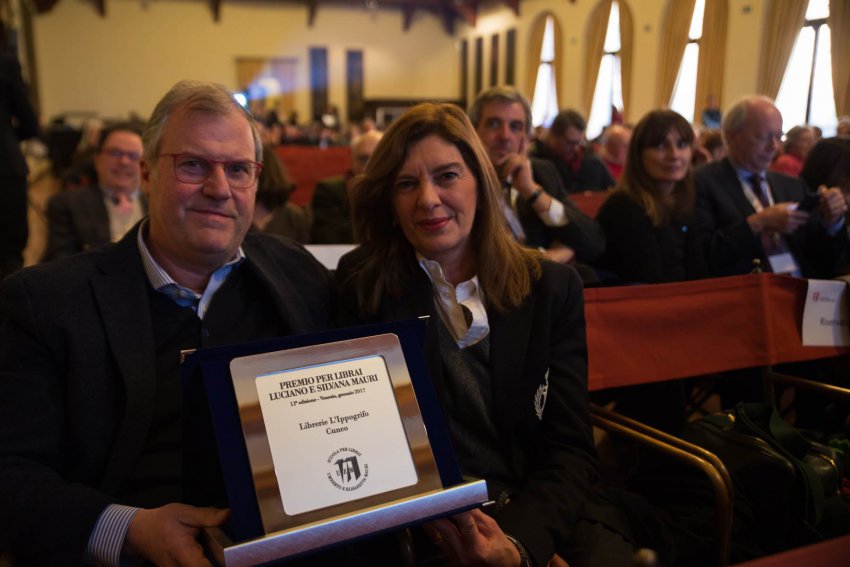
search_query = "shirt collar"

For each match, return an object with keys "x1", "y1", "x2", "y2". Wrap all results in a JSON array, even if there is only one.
[
  {"x1": 417, "y1": 254, "x2": 489, "y2": 348},
  {"x1": 136, "y1": 219, "x2": 246, "y2": 318}
]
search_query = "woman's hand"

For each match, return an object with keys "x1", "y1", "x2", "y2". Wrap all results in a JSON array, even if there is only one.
[{"x1": 425, "y1": 508, "x2": 521, "y2": 567}]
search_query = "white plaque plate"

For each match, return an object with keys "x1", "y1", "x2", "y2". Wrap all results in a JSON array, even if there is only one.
[{"x1": 256, "y1": 355, "x2": 418, "y2": 515}]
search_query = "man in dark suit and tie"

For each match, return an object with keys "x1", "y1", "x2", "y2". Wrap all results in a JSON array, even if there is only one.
[
  {"x1": 0, "y1": 80, "x2": 333, "y2": 566},
  {"x1": 468, "y1": 86, "x2": 605, "y2": 282},
  {"x1": 695, "y1": 95, "x2": 848, "y2": 278},
  {"x1": 42, "y1": 122, "x2": 147, "y2": 261}
]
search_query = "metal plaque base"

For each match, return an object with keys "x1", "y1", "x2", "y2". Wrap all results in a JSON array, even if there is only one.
[{"x1": 221, "y1": 479, "x2": 488, "y2": 566}]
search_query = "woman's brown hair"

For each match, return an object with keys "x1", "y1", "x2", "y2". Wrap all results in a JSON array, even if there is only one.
[
  {"x1": 348, "y1": 102, "x2": 541, "y2": 315},
  {"x1": 619, "y1": 109, "x2": 696, "y2": 226}
]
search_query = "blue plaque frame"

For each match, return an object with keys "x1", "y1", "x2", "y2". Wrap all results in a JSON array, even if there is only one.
[{"x1": 181, "y1": 318, "x2": 470, "y2": 551}]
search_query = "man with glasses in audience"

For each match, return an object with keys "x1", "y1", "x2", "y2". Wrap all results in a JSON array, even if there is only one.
[
  {"x1": 0, "y1": 80, "x2": 332, "y2": 566},
  {"x1": 43, "y1": 123, "x2": 147, "y2": 261},
  {"x1": 695, "y1": 95, "x2": 848, "y2": 278},
  {"x1": 468, "y1": 86, "x2": 604, "y2": 278},
  {"x1": 531, "y1": 108, "x2": 615, "y2": 194}
]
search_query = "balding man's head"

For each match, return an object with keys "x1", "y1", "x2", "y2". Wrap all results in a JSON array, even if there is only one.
[{"x1": 351, "y1": 130, "x2": 383, "y2": 175}]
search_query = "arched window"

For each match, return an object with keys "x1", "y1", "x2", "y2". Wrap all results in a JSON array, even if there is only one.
[
  {"x1": 774, "y1": 0, "x2": 839, "y2": 135},
  {"x1": 586, "y1": 1, "x2": 623, "y2": 140},
  {"x1": 669, "y1": 0, "x2": 704, "y2": 122},
  {"x1": 528, "y1": 13, "x2": 561, "y2": 127},
  {"x1": 657, "y1": 0, "x2": 727, "y2": 123}
]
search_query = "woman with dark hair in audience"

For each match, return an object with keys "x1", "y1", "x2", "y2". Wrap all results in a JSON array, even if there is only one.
[
  {"x1": 800, "y1": 137, "x2": 850, "y2": 196},
  {"x1": 800, "y1": 137, "x2": 850, "y2": 277},
  {"x1": 252, "y1": 144, "x2": 311, "y2": 242},
  {"x1": 596, "y1": 109, "x2": 708, "y2": 285},
  {"x1": 594, "y1": 110, "x2": 708, "y2": 434},
  {"x1": 337, "y1": 103, "x2": 655, "y2": 567}
]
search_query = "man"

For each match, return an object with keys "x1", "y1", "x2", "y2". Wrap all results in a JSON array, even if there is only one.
[
  {"x1": 531, "y1": 108, "x2": 615, "y2": 194},
  {"x1": 468, "y1": 86, "x2": 605, "y2": 271},
  {"x1": 695, "y1": 95, "x2": 848, "y2": 278},
  {"x1": 0, "y1": 81, "x2": 332, "y2": 565},
  {"x1": 310, "y1": 129, "x2": 382, "y2": 244},
  {"x1": 43, "y1": 123, "x2": 147, "y2": 261},
  {"x1": 599, "y1": 123, "x2": 631, "y2": 181}
]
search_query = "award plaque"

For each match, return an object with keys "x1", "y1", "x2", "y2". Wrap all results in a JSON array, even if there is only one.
[{"x1": 181, "y1": 318, "x2": 488, "y2": 566}]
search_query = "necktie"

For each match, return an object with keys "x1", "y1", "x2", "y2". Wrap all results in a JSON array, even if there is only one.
[
  {"x1": 749, "y1": 174, "x2": 783, "y2": 256},
  {"x1": 750, "y1": 174, "x2": 769, "y2": 208}
]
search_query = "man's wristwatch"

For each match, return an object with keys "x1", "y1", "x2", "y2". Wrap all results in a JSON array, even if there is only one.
[
  {"x1": 505, "y1": 534, "x2": 533, "y2": 567},
  {"x1": 525, "y1": 186, "x2": 544, "y2": 206}
]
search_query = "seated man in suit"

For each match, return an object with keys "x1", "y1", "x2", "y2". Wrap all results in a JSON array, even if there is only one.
[
  {"x1": 530, "y1": 108, "x2": 616, "y2": 194},
  {"x1": 695, "y1": 95, "x2": 848, "y2": 278},
  {"x1": 0, "y1": 80, "x2": 333, "y2": 566},
  {"x1": 309, "y1": 129, "x2": 382, "y2": 244},
  {"x1": 468, "y1": 86, "x2": 605, "y2": 275},
  {"x1": 43, "y1": 122, "x2": 147, "y2": 261}
]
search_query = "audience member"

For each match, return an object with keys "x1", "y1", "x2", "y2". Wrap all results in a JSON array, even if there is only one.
[
  {"x1": 597, "y1": 110, "x2": 707, "y2": 285},
  {"x1": 531, "y1": 109, "x2": 616, "y2": 193},
  {"x1": 43, "y1": 122, "x2": 146, "y2": 262},
  {"x1": 701, "y1": 94, "x2": 722, "y2": 129},
  {"x1": 0, "y1": 80, "x2": 332, "y2": 565},
  {"x1": 0, "y1": 17, "x2": 40, "y2": 280},
  {"x1": 770, "y1": 125, "x2": 814, "y2": 177},
  {"x1": 62, "y1": 117, "x2": 104, "y2": 190},
  {"x1": 837, "y1": 116, "x2": 850, "y2": 137},
  {"x1": 700, "y1": 129, "x2": 726, "y2": 162},
  {"x1": 800, "y1": 137, "x2": 850, "y2": 195},
  {"x1": 253, "y1": 144, "x2": 310, "y2": 242},
  {"x1": 309, "y1": 129, "x2": 382, "y2": 244},
  {"x1": 338, "y1": 102, "x2": 654, "y2": 567},
  {"x1": 695, "y1": 95, "x2": 848, "y2": 278},
  {"x1": 599, "y1": 123, "x2": 631, "y2": 180},
  {"x1": 800, "y1": 137, "x2": 850, "y2": 271},
  {"x1": 468, "y1": 86, "x2": 604, "y2": 274},
  {"x1": 595, "y1": 110, "x2": 708, "y2": 434}
]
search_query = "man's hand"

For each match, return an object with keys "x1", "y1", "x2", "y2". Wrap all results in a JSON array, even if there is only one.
[
  {"x1": 497, "y1": 153, "x2": 536, "y2": 199},
  {"x1": 125, "y1": 503, "x2": 229, "y2": 567},
  {"x1": 543, "y1": 246, "x2": 576, "y2": 265},
  {"x1": 817, "y1": 185, "x2": 848, "y2": 226},
  {"x1": 425, "y1": 509, "x2": 521, "y2": 567},
  {"x1": 748, "y1": 203, "x2": 809, "y2": 235}
]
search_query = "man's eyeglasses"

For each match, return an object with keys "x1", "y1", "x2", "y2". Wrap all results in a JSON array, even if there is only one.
[
  {"x1": 102, "y1": 148, "x2": 142, "y2": 162},
  {"x1": 160, "y1": 153, "x2": 262, "y2": 189}
]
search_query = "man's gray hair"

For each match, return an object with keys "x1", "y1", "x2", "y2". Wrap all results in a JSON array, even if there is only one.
[
  {"x1": 468, "y1": 85, "x2": 533, "y2": 136},
  {"x1": 722, "y1": 94, "x2": 776, "y2": 136},
  {"x1": 142, "y1": 80, "x2": 263, "y2": 165}
]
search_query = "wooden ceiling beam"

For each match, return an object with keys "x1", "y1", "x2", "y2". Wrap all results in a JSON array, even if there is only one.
[
  {"x1": 307, "y1": 0, "x2": 318, "y2": 26},
  {"x1": 402, "y1": 4, "x2": 416, "y2": 31},
  {"x1": 500, "y1": 0, "x2": 518, "y2": 16},
  {"x1": 451, "y1": 0, "x2": 476, "y2": 27}
]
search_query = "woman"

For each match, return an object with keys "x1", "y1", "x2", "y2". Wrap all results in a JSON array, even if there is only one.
[
  {"x1": 594, "y1": 110, "x2": 707, "y2": 434},
  {"x1": 336, "y1": 103, "x2": 649, "y2": 566},
  {"x1": 800, "y1": 136, "x2": 850, "y2": 196},
  {"x1": 770, "y1": 125, "x2": 814, "y2": 177},
  {"x1": 596, "y1": 110, "x2": 707, "y2": 284},
  {"x1": 252, "y1": 144, "x2": 311, "y2": 242},
  {"x1": 800, "y1": 137, "x2": 850, "y2": 274}
]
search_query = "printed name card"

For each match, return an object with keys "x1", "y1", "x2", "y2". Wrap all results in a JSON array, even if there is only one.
[
  {"x1": 802, "y1": 279, "x2": 850, "y2": 346},
  {"x1": 256, "y1": 355, "x2": 418, "y2": 515}
]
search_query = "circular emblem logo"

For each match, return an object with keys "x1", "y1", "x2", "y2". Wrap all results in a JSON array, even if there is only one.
[{"x1": 327, "y1": 447, "x2": 369, "y2": 491}]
